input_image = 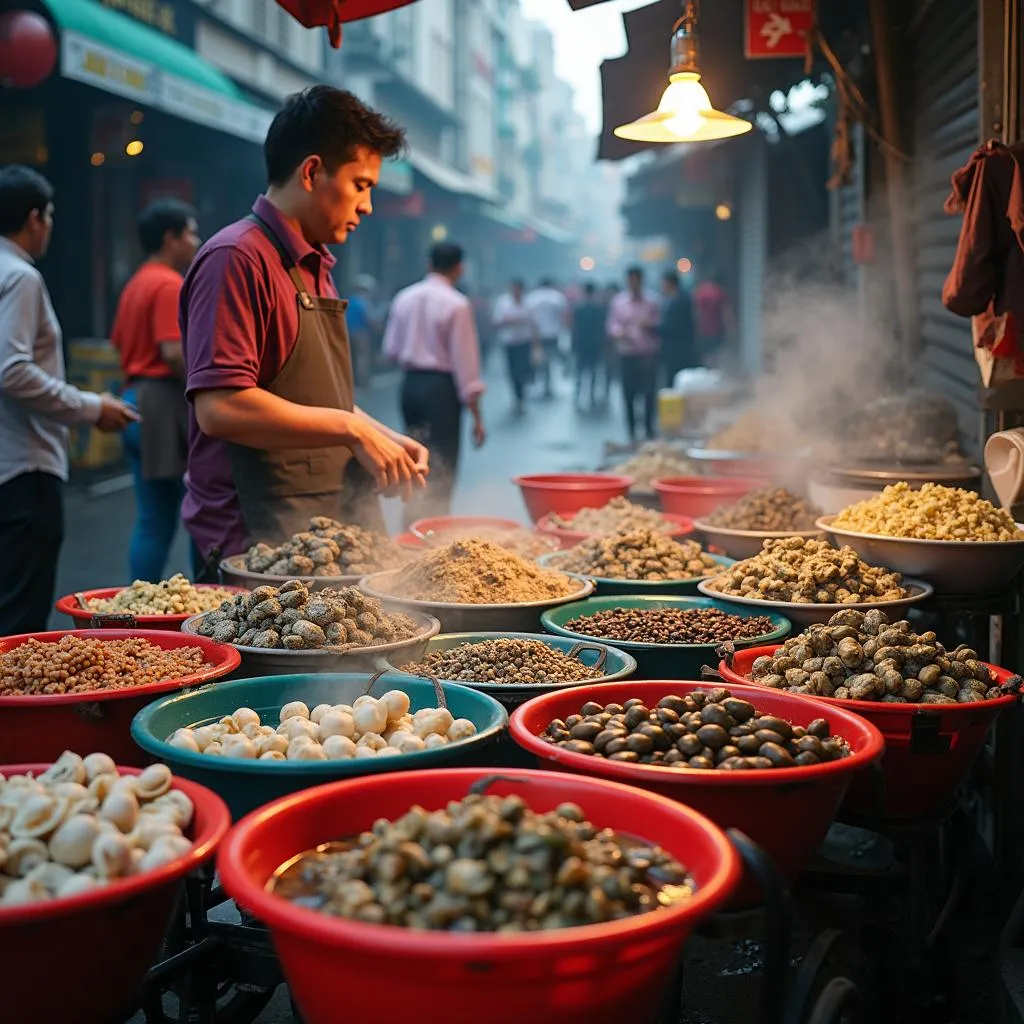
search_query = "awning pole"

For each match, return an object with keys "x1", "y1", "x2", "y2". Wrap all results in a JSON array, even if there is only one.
[{"x1": 869, "y1": 0, "x2": 919, "y2": 361}]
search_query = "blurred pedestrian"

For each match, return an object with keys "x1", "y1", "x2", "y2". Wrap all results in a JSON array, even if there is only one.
[
  {"x1": 346, "y1": 273, "x2": 378, "y2": 386},
  {"x1": 658, "y1": 269, "x2": 695, "y2": 387},
  {"x1": 607, "y1": 265, "x2": 661, "y2": 444},
  {"x1": 493, "y1": 279, "x2": 537, "y2": 416},
  {"x1": 693, "y1": 269, "x2": 734, "y2": 365},
  {"x1": 526, "y1": 277, "x2": 569, "y2": 398},
  {"x1": 383, "y1": 243, "x2": 486, "y2": 525},
  {"x1": 572, "y1": 282, "x2": 607, "y2": 410},
  {"x1": 112, "y1": 199, "x2": 200, "y2": 582},
  {"x1": 0, "y1": 166, "x2": 136, "y2": 632}
]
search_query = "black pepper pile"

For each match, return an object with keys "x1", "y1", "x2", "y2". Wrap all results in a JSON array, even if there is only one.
[
  {"x1": 404, "y1": 638, "x2": 597, "y2": 686},
  {"x1": 563, "y1": 606, "x2": 777, "y2": 645},
  {"x1": 542, "y1": 688, "x2": 851, "y2": 770}
]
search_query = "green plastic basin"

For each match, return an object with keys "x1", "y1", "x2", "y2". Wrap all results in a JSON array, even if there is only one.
[
  {"x1": 536, "y1": 552, "x2": 735, "y2": 597},
  {"x1": 386, "y1": 631, "x2": 638, "y2": 710},
  {"x1": 131, "y1": 673, "x2": 508, "y2": 820},
  {"x1": 540, "y1": 595, "x2": 791, "y2": 680}
]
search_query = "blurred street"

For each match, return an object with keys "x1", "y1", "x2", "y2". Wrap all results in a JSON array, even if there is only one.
[{"x1": 51, "y1": 355, "x2": 619, "y2": 626}]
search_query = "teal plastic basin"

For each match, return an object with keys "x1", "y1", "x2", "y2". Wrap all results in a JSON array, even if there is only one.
[
  {"x1": 540, "y1": 595, "x2": 791, "y2": 680},
  {"x1": 537, "y1": 552, "x2": 735, "y2": 597},
  {"x1": 387, "y1": 631, "x2": 638, "y2": 710},
  {"x1": 131, "y1": 673, "x2": 508, "y2": 820}
]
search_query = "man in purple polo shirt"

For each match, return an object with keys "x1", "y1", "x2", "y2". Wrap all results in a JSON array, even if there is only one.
[{"x1": 180, "y1": 86, "x2": 429, "y2": 573}]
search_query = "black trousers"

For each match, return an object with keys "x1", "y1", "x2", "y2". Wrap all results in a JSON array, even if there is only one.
[
  {"x1": 620, "y1": 354, "x2": 659, "y2": 441},
  {"x1": 0, "y1": 471, "x2": 64, "y2": 634},
  {"x1": 400, "y1": 369, "x2": 462, "y2": 523},
  {"x1": 504, "y1": 343, "x2": 532, "y2": 404}
]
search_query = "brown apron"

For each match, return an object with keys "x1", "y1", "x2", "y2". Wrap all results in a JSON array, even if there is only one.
[{"x1": 227, "y1": 213, "x2": 384, "y2": 545}]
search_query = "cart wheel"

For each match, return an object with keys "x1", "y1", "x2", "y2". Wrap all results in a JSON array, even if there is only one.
[
  {"x1": 804, "y1": 978, "x2": 862, "y2": 1024},
  {"x1": 785, "y1": 928, "x2": 873, "y2": 1023},
  {"x1": 141, "y1": 978, "x2": 275, "y2": 1024}
]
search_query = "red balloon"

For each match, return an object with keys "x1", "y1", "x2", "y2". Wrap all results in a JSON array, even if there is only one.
[{"x1": 0, "y1": 11, "x2": 58, "y2": 89}]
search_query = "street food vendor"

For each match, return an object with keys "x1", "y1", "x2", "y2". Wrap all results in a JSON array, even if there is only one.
[{"x1": 180, "y1": 86, "x2": 428, "y2": 577}]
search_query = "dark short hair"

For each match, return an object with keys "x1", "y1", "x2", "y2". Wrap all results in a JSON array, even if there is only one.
[
  {"x1": 138, "y1": 199, "x2": 197, "y2": 255},
  {"x1": 540, "y1": 277, "x2": 554, "y2": 288},
  {"x1": 430, "y1": 243, "x2": 464, "y2": 272},
  {"x1": 265, "y1": 86, "x2": 406, "y2": 187},
  {"x1": 662, "y1": 270, "x2": 680, "y2": 289},
  {"x1": 583, "y1": 282, "x2": 597, "y2": 295},
  {"x1": 626, "y1": 265, "x2": 644, "y2": 279},
  {"x1": 0, "y1": 165, "x2": 53, "y2": 236}
]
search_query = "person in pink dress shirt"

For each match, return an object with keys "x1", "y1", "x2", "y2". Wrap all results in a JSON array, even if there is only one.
[
  {"x1": 606, "y1": 265, "x2": 661, "y2": 443},
  {"x1": 383, "y1": 242, "x2": 486, "y2": 524}
]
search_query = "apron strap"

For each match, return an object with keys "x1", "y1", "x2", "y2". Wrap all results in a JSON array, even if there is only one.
[{"x1": 245, "y1": 212, "x2": 316, "y2": 309}]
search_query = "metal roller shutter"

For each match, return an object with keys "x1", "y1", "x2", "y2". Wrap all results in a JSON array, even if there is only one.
[
  {"x1": 910, "y1": 0, "x2": 982, "y2": 450},
  {"x1": 832, "y1": 122, "x2": 865, "y2": 289}
]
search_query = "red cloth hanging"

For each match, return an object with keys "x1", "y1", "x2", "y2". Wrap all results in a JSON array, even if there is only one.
[{"x1": 272, "y1": 0, "x2": 418, "y2": 47}]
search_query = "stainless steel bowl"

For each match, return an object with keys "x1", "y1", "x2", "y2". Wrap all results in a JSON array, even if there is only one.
[{"x1": 691, "y1": 518, "x2": 824, "y2": 561}]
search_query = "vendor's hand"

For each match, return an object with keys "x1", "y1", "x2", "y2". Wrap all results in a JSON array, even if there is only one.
[
  {"x1": 349, "y1": 420, "x2": 420, "y2": 500},
  {"x1": 395, "y1": 433, "x2": 430, "y2": 482},
  {"x1": 96, "y1": 393, "x2": 140, "y2": 432},
  {"x1": 472, "y1": 416, "x2": 486, "y2": 449}
]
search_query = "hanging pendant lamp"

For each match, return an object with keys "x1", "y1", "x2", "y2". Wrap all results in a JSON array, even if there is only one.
[{"x1": 614, "y1": 0, "x2": 752, "y2": 144}]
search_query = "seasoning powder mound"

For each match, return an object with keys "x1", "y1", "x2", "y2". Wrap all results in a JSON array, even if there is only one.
[{"x1": 382, "y1": 538, "x2": 580, "y2": 604}]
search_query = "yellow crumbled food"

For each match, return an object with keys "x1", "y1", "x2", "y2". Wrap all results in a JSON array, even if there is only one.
[
  {"x1": 831, "y1": 482, "x2": 1024, "y2": 542},
  {"x1": 87, "y1": 575, "x2": 237, "y2": 616}
]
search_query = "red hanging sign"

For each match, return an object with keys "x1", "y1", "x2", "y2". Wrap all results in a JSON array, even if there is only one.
[
  {"x1": 273, "y1": 1, "x2": 418, "y2": 48},
  {"x1": 744, "y1": 0, "x2": 815, "y2": 59}
]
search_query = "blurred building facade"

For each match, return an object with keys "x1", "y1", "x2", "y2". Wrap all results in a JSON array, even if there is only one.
[{"x1": 2, "y1": 0, "x2": 619, "y2": 346}]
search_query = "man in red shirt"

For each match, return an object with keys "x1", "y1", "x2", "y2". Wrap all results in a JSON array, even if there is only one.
[
  {"x1": 111, "y1": 199, "x2": 199, "y2": 580},
  {"x1": 693, "y1": 270, "x2": 734, "y2": 365}
]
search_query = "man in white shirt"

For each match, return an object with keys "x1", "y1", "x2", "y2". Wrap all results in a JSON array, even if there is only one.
[
  {"x1": 492, "y1": 279, "x2": 537, "y2": 416},
  {"x1": 0, "y1": 166, "x2": 136, "y2": 633},
  {"x1": 383, "y1": 242, "x2": 486, "y2": 523},
  {"x1": 526, "y1": 278, "x2": 569, "y2": 399}
]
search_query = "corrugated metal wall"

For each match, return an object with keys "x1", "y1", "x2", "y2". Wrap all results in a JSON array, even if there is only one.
[{"x1": 910, "y1": 0, "x2": 982, "y2": 450}]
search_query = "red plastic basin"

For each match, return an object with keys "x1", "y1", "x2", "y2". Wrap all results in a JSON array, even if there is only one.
[
  {"x1": 55, "y1": 585, "x2": 247, "y2": 631},
  {"x1": 395, "y1": 531, "x2": 428, "y2": 550},
  {"x1": 510, "y1": 680, "x2": 883, "y2": 905},
  {"x1": 0, "y1": 763, "x2": 230, "y2": 1024},
  {"x1": 537, "y1": 512, "x2": 695, "y2": 550},
  {"x1": 0, "y1": 630, "x2": 241, "y2": 765},
  {"x1": 513, "y1": 473, "x2": 634, "y2": 523},
  {"x1": 719, "y1": 645, "x2": 1018, "y2": 818},
  {"x1": 410, "y1": 515, "x2": 526, "y2": 541},
  {"x1": 219, "y1": 767, "x2": 740, "y2": 1024},
  {"x1": 653, "y1": 477, "x2": 769, "y2": 520}
]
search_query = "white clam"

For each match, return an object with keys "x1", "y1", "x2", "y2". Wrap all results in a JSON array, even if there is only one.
[
  {"x1": 259, "y1": 750, "x2": 286, "y2": 761},
  {"x1": 0, "y1": 806, "x2": 13, "y2": 832},
  {"x1": 220, "y1": 734, "x2": 258, "y2": 760},
  {"x1": 232, "y1": 707, "x2": 261, "y2": 730},
  {"x1": 257, "y1": 733, "x2": 289, "y2": 757},
  {"x1": 289, "y1": 744, "x2": 327, "y2": 761},
  {"x1": 92, "y1": 831, "x2": 133, "y2": 879},
  {"x1": 2, "y1": 877, "x2": 51, "y2": 904},
  {"x1": 5, "y1": 838, "x2": 48, "y2": 877},
  {"x1": 286, "y1": 736, "x2": 317, "y2": 759},
  {"x1": 279, "y1": 701, "x2": 310, "y2": 724},
  {"x1": 148, "y1": 791, "x2": 194, "y2": 830},
  {"x1": 204, "y1": 741, "x2": 223, "y2": 756},
  {"x1": 380, "y1": 690, "x2": 411, "y2": 721},
  {"x1": 354, "y1": 745, "x2": 378, "y2": 759},
  {"x1": 391, "y1": 733, "x2": 426, "y2": 754},
  {"x1": 309, "y1": 703, "x2": 333, "y2": 725},
  {"x1": 139, "y1": 835, "x2": 192, "y2": 873},
  {"x1": 332, "y1": 704, "x2": 354, "y2": 716},
  {"x1": 317, "y1": 711, "x2": 355, "y2": 741},
  {"x1": 41, "y1": 751, "x2": 87, "y2": 786},
  {"x1": 100, "y1": 787, "x2": 139, "y2": 833},
  {"x1": 11, "y1": 794, "x2": 70, "y2": 840},
  {"x1": 376, "y1": 746, "x2": 403, "y2": 758},
  {"x1": 27, "y1": 861, "x2": 75, "y2": 894},
  {"x1": 218, "y1": 716, "x2": 240, "y2": 734},
  {"x1": 352, "y1": 695, "x2": 378, "y2": 708},
  {"x1": 56, "y1": 872, "x2": 101, "y2": 898},
  {"x1": 412, "y1": 711, "x2": 448, "y2": 739},
  {"x1": 128, "y1": 816, "x2": 182, "y2": 851},
  {"x1": 280, "y1": 717, "x2": 319, "y2": 742},
  {"x1": 49, "y1": 814, "x2": 102, "y2": 869},
  {"x1": 87, "y1": 772, "x2": 120, "y2": 804},
  {"x1": 352, "y1": 699, "x2": 388, "y2": 737},
  {"x1": 169, "y1": 729, "x2": 200, "y2": 754},
  {"x1": 447, "y1": 719, "x2": 477, "y2": 742},
  {"x1": 134, "y1": 763, "x2": 173, "y2": 800},
  {"x1": 82, "y1": 752, "x2": 116, "y2": 783},
  {"x1": 53, "y1": 782, "x2": 90, "y2": 804},
  {"x1": 423, "y1": 733, "x2": 449, "y2": 749},
  {"x1": 356, "y1": 732, "x2": 386, "y2": 752},
  {"x1": 192, "y1": 725, "x2": 222, "y2": 752},
  {"x1": 321, "y1": 735, "x2": 356, "y2": 760},
  {"x1": 241, "y1": 722, "x2": 263, "y2": 741}
]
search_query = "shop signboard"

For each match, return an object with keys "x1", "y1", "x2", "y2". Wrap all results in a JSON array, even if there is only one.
[
  {"x1": 60, "y1": 30, "x2": 272, "y2": 143},
  {"x1": 744, "y1": 0, "x2": 815, "y2": 59}
]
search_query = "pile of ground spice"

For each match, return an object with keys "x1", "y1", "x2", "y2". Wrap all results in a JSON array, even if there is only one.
[{"x1": 381, "y1": 538, "x2": 580, "y2": 604}]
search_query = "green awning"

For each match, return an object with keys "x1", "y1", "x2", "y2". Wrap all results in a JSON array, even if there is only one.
[{"x1": 43, "y1": 0, "x2": 273, "y2": 143}]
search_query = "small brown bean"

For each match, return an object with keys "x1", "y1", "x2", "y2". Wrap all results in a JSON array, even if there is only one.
[
  {"x1": 687, "y1": 756, "x2": 715, "y2": 770},
  {"x1": 563, "y1": 740, "x2": 595, "y2": 755},
  {"x1": 696, "y1": 724, "x2": 730, "y2": 750},
  {"x1": 759, "y1": 742, "x2": 796, "y2": 768}
]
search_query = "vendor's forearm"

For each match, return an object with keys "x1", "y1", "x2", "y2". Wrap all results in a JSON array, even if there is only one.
[{"x1": 194, "y1": 387, "x2": 359, "y2": 449}]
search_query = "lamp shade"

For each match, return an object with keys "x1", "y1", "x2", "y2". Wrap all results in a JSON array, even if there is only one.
[{"x1": 614, "y1": 72, "x2": 752, "y2": 144}]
